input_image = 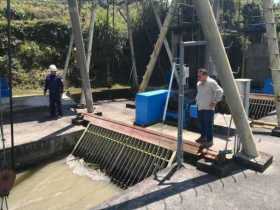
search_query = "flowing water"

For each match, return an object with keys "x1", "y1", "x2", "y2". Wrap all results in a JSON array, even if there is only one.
[{"x1": 8, "y1": 157, "x2": 123, "y2": 210}]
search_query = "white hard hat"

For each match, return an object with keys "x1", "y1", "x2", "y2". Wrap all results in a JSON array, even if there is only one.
[{"x1": 49, "y1": 64, "x2": 57, "y2": 72}]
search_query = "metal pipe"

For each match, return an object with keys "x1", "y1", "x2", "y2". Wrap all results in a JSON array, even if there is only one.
[
  {"x1": 6, "y1": 0, "x2": 15, "y2": 169},
  {"x1": 194, "y1": 0, "x2": 258, "y2": 158},
  {"x1": 177, "y1": 39, "x2": 184, "y2": 166},
  {"x1": 182, "y1": 41, "x2": 207, "y2": 46},
  {"x1": 263, "y1": 0, "x2": 280, "y2": 127},
  {"x1": 162, "y1": 62, "x2": 176, "y2": 122},
  {"x1": 67, "y1": 0, "x2": 94, "y2": 113}
]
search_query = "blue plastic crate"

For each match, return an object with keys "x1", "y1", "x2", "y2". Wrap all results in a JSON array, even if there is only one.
[
  {"x1": 135, "y1": 90, "x2": 168, "y2": 126},
  {"x1": 190, "y1": 105, "x2": 198, "y2": 118}
]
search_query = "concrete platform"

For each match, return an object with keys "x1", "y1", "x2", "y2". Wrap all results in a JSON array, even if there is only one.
[
  {"x1": 2, "y1": 98, "x2": 280, "y2": 210},
  {"x1": 91, "y1": 99, "x2": 237, "y2": 154},
  {"x1": 1, "y1": 95, "x2": 83, "y2": 148},
  {"x1": 93, "y1": 134, "x2": 280, "y2": 210},
  {"x1": 1, "y1": 94, "x2": 75, "y2": 113},
  {"x1": 84, "y1": 99, "x2": 280, "y2": 210}
]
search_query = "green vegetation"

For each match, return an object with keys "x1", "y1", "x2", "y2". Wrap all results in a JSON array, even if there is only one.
[
  {"x1": 0, "y1": 0, "x2": 140, "y2": 92},
  {"x1": 0, "y1": 0, "x2": 278, "y2": 95}
]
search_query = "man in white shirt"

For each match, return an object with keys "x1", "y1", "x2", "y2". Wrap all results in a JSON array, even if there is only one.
[{"x1": 196, "y1": 68, "x2": 224, "y2": 147}]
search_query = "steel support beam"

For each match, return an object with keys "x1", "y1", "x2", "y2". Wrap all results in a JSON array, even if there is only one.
[
  {"x1": 176, "y1": 40, "x2": 207, "y2": 165},
  {"x1": 151, "y1": 2, "x2": 179, "y2": 83},
  {"x1": 125, "y1": 0, "x2": 139, "y2": 88},
  {"x1": 194, "y1": 0, "x2": 258, "y2": 158},
  {"x1": 68, "y1": 0, "x2": 94, "y2": 113},
  {"x1": 151, "y1": 3, "x2": 172, "y2": 64},
  {"x1": 63, "y1": 0, "x2": 82, "y2": 88},
  {"x1": 62, "y1": 33, "x2": 74, "y2": 88},
  {"x1": 177, "y1": 41, "x2": 185, "y2": 166},
  {"x1": 139, "y1": 0, "x2": 177, "y2": 92},
  {"x1": 263, "y1": 0, "x2": 280, "y2": 127},
  {"x1": 80, "y1": 3, "x2": 97, "y2": 105}
]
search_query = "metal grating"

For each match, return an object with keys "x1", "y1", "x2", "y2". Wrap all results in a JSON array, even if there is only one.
[
  {"x1": 72, "y1": 124, "x2": 174, "y2": 188},
  {"x1": 249, "y1": 94, "x2": 275, "y2": 120}
]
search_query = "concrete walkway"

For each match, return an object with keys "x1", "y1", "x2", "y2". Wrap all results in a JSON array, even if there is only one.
[
  {"x1": 93, "y1": 134, "x2": 280, "y2": 210},
  {"x1": 1, "y1": 94, "x2": 82, "y2": 147}
]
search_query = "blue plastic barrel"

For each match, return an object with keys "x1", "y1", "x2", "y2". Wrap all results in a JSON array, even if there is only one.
[
  {"x1": 190, "y1": 104, "x2": 198, "y2": 118},
  {"x1": 263, "y1": 79, "x2": 274, "y2": 94},
  {"x1": 0, "y1": 77, "x2": 10, "y2": 98}
]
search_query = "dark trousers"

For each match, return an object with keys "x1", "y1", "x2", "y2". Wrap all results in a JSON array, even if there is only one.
[
  {"x1": 198, "y1": 110, "x2": 214, "y2": 142},
  {"x1": 49, "y1": 95, "x2": 62, "y2": 116}
]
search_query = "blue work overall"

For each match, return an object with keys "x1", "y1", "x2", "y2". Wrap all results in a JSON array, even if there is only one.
[{"x1": 45, "y1": 75, "x2": 63, "y2": 117}]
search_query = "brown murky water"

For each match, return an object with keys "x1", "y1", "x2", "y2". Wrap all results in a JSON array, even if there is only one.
[{"x1": 8, "y1": 157, "x2": 122, "y2": 210}]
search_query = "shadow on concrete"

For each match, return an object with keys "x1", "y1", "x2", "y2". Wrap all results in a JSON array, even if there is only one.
[
  {"x1": 2, "y1": 105, "x2": 75, "y2": 124},
  {"x1": 70, "y1": 88, "x2": 135, "y2": 103},
  {"x1": 93, "y1": 99, "x2": 132, "y2": 106},
  {"x1": 99, "y1": 168, "x2": 247, "y2": 210},
  {"x1": 38, "y1": 124, "x2": 76, "y2": 139}
]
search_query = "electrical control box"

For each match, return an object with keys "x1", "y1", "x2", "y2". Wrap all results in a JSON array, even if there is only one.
[{"x1": 135, "y1": 90, "x2": 168, "y2": 126}]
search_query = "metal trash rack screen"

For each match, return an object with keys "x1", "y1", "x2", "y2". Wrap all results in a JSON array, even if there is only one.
[
  {"x1": 249, "y1": 94, "x2": 275, "y2": 120},
  {"x1": 72, "y1": 123, "x2": 174, "y2": 188}
]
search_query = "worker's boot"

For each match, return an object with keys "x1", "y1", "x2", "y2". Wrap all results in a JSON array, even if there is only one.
[
  {"x1": 203, "y1": 141, "x2": 213, "y2": 148},
  {"x1": 195, "y1": 136, "x2": 206, "y2": 143}
]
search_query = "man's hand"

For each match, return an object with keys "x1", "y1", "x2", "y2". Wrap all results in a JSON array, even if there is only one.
[{"x1": 209, "y1": 102, "x2": 216, "y2": 108}]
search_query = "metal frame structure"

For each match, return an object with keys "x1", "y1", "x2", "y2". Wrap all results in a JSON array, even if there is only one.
[
  {"x1": 65, "y1": 0, "x2": 262, "y2": 159},
  {"x1": 62, "y1": 0, "x2": 280, "y2": 162},
  {"x1": 177, "y1": 40, "x2": 208, "y2": 166}
]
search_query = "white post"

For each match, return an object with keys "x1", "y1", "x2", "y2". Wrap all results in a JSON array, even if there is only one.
[
  {"x1": 194, "y1": 0, "x2": 258, "y2": 158},
  {"x1": 80, "y1": 3, "x2": 97, "y2": 105},
  {"x1": 62, "y1": 33, "x2": 74, "y2": 88},
  {"x1": 263, "y1": 0, "x2": 280, "y2": 127},
  {"x1": 236, "y1": 79, "x2": 251, "y2": 116},
  {"x1": 68, "y1": 0, "x2": 94, "y2": 113}
]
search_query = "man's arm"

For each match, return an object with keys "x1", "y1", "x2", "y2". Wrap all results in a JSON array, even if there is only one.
[
  {"x1": 44, "y1": 77, "x2": 49, "y2": 96},
  {"x1": 59, "y1": 77, "x2": 64, "y2": 94},
  {"x1": 212, "y1": 80, "x2": 224, "y2": 103}
]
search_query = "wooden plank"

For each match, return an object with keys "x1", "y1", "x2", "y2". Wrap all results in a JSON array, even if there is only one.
[
  {"x1": 83, "y1": 113, "x2": 218, "y2": 160},
  {"x1": 249, "y1": 93, "x2": 274, "y2": 101}
]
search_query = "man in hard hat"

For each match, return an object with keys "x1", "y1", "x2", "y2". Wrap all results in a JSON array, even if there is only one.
[
  {"x1": 44, "y1": 64, "x2": 64, "y2": 117},
  {"x1": 196, "y1": 68, "x2": 224, "y2": 147}
]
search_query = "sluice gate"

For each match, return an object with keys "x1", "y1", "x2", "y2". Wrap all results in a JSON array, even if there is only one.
[
  {"x1": 72, "y1": 123, "x2": 174, "y2": 188},
  {"x1": 72, "y1": 114, "x2": 218, "y2": 188}
]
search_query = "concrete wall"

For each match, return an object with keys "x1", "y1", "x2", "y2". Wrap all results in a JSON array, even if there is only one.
[
  {"x1": 0, "y1": 94, "x2": 75, "y2": 113},
  {"x1": 0, "y1": 130, "x2": 83, "y2": 171}
]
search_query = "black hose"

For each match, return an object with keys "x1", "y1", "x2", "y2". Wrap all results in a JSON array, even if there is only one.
[{"x1": 6, "y1": 0, "x2": 15, "y2": 169}]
